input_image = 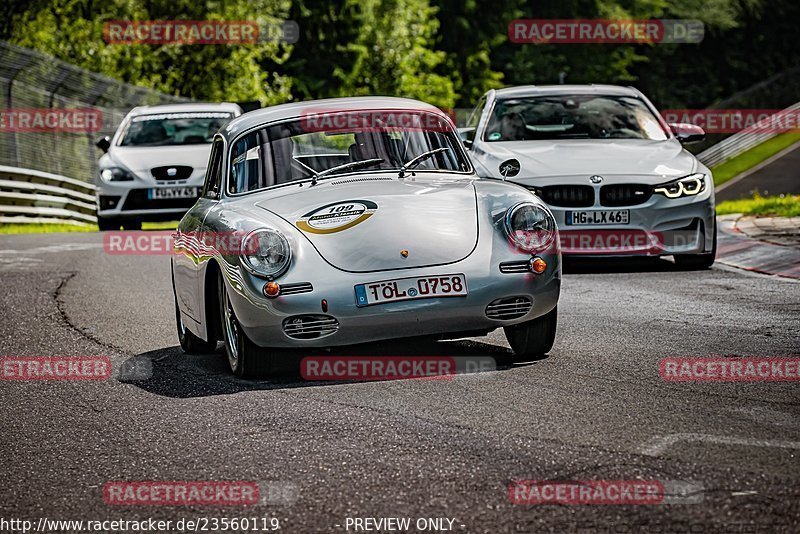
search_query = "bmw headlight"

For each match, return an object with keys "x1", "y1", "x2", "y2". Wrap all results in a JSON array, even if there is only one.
[
  {"x1": 504, "y1": 202, "x2": 557, "y2": 252},
  {"x1": 654, "y1": 173, "x2": 706, "y2": 199},
  {"x1": 240, "y1": 229, "x2": 291, "y2": 278},
  {"x1": 100, "y1": 167, "x2": 135, "y2": 182}
]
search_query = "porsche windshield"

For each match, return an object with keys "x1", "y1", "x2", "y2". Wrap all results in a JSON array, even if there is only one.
[
  {"x1": 228, "y1": 110, "x2": 470, "y2": 194},
  {"x1": 485, "y1": 95, "x2": 669, "y2": 141},
  {"x1": 120, "y1": 112, "x2": 234, "y2": 146}
]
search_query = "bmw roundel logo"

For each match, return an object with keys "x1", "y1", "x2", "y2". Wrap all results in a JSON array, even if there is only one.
[{"x1": 590, "y1": 175, "x2": 603, "y2": 184}]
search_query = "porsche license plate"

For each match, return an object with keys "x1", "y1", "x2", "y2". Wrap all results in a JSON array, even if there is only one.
[
  {"x1": 355, "y1": 274, "x2": 468, "y2": 307},
  {"x1": 148, "y1": 187, "x2": 199, "y2": 200},
  {"x1": 566, "y1": 210, "x2": 630, "y2": 225}
]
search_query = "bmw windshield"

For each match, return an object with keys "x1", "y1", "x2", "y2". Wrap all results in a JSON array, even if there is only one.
[{"x1": 485, "y1": 95, "x2": 669, "y2": 141}]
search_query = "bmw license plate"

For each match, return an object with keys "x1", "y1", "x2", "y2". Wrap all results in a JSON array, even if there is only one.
[
  {"x1": 566, "y1": 210, "x2": 630, "y2": 225},
  {"x1": 148, "y1": 187, "x2": 199, "y2": 200},
  {"x1": 355, "y1": 274, "x2": 468, "y2": 307}
]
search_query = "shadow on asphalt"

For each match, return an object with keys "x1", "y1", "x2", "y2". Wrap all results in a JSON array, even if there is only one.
[
  {"x1": 121, "y1": 336, "x2": 539, "y2": 398},
  {"x1": 563, "y1": 256, "x2": 681, "y2": 274}
]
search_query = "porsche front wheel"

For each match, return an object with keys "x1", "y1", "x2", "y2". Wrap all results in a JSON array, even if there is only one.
[
  {"x1": 504, "y1": 306, "x2": 558, "y2": 362},
  {"x1": 217, "y1": 271, "x2": 275, "y2": 378}
]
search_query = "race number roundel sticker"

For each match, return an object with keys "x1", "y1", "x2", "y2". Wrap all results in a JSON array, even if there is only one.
[{"x1": 296, "y1": 200, "x2": 378, "y2": 234}]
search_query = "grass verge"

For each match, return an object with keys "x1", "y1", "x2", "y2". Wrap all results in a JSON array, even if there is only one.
[
  {"x1": 0, "y1": 221, "x2": 179, "y2": 234},
  {"x1": 716, "y1": 194, "x2": 800, "y2": 217},
  {"x1": 711, "y1": 132, "x2": 800, "y2": 187}
]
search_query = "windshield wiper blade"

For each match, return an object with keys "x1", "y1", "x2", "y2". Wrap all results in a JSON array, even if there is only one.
[
  {"x1": 313, "y1": 158, "x2": 384, "y2": 185},
  {"x1": 398, "y1": 147, "x2": 449, "y2": 178}
]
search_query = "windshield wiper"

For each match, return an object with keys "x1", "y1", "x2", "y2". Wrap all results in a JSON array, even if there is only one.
[
  {"x1": 310, "y1": 158, "x2": 384, "y2": 186},
  {"x1": 398, "y1": 147, "x2": 449, "y2": 178}
]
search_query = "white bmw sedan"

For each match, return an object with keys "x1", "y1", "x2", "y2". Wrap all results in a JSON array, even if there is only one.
[
  {"x1": 94, "y1": 102, "x2": 242, "y2": 230},
  {"x1": 463, "y1": 85, "x2": 716, "y2": 269}
]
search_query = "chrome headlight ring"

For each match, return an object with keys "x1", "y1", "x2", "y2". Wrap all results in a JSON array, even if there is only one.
[
  {"x1": 240, "y1": 228, "x2": 292, "y2": 279},
  {"x1": 503, "y1": 202, "x2": 557, "y2": 253}
]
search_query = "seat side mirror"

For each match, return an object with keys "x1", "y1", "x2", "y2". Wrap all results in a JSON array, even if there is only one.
[{"x1": 95, "y1": 135, "x2": 111, "y2": 153}]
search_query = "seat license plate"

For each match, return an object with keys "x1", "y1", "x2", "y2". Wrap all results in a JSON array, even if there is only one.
[
  {"x1": 148, "y1": 187, "x2": 199, "y2": 200},
  {"x1": 355, "y1": 274, "x2": 468, "y2": 307}
]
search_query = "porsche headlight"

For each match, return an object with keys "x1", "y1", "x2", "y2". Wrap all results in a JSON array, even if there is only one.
[
  {"x1": 654, "y1": 173, "x2": 706, "y2": 199},
  {"x1": 100, "y1": 167, "x2": 135, "y2": 182},
  {"x1": 240, "y1": 229, "x2": 291, "y2": 278},
  {"x1": 504, "y1": 202, "x2": 556, "y2": 252}
]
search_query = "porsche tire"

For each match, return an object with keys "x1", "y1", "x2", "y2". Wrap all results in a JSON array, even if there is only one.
[
  {"x1": 503, "y1": 306, "x2": 558, "y2": 362},
  {"x1": 218, "y1": 271, "x2": 274, "y2": 378}
]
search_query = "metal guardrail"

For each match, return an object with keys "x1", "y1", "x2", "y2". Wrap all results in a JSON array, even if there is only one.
[
  {"x1": 0, "y1": 165, "x2": 96, "y2": 225},
  {"x1": 0, "y1": 40, "x2": 189, "y2": 182},
  {"x1": 697, "y1": 102, "x2": 800, "y2": 168}
]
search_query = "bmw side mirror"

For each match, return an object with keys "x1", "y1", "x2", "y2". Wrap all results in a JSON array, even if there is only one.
[
  {"x1": 95, "y1": 135, "x2": 111, "y2": 153},
  {"x1": 668, "y1": 123, "x2": 705, "y2": 145},
  {"x1": 499, "y1": 159, "x2": 520, "y2": 180}
]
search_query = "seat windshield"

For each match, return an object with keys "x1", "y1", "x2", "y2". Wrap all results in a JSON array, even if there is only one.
[
  {"x1": 227, "y1": 110, "x2": 470, "y2": 195},
  {"x1": 120, "y1": 112, "x2": 234, "y2": 146},
  {"x1": 485, "y1": 95, "x2": 668, "y2": 141}
]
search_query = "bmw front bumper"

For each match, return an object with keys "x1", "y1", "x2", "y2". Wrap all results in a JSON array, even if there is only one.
[{"x1": 538, "y1": 182, "x2": 715, "y2": 257}]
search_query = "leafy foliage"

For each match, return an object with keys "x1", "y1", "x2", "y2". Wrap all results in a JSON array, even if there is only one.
[{"x1": 4, "y1": 0, "x2": 799, "y2": 111}]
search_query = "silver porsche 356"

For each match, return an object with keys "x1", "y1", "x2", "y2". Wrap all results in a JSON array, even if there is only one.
[{"x1": 171, "y1": 97, "x2": 561, "y2": 377}]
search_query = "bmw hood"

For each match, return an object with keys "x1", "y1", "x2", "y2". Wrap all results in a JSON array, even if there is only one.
[
  {"x1": 108, "y1": 145, "x2": 212, "y2": 174},
  {"x1": 477, "y1": 139, "x2": 698, "y2": 182},
  {"x1": 255, "y1": 176, "x2": 479, "y2": 272}
]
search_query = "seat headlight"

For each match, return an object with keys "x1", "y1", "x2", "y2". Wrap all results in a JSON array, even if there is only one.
[
  {"x1": 100, "y1": 167, "x2": 135, "y2": 182},
  {"x1": 504, "y1": 202, "x2": 556, "y2": 252},
  {"x1": 240, "y1": 229, "x2": 291, "y2": 278},
  {"x1": 654, "y1": 173, "x2": 706, "y2": 199}
]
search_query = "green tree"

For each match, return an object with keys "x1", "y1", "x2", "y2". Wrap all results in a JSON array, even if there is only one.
[
  {"x1": 279, "y1": 0, "x2": 455, "y2": 108},
  {"x1": 6, "y1": 0, "x2": 294, "y2": 105},
  {"x1": 337, "y1": 0, "x2": 454, "y2": 108}
]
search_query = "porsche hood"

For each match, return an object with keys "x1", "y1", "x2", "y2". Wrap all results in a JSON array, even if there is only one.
[{"x1": 256, "y1": 177, "x2": 479, "y2": 272}]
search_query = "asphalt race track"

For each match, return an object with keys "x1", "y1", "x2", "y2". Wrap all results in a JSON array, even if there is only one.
[{"x1": 1, "y1": 232, "x2": 798, "y2": 533}]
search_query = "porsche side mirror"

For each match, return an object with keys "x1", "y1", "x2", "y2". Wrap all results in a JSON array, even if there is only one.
[
  {"x1": 668, "y1": 123, "x2": 705, "y2": 144},
  {"x1": 499, "y1": 159, "x2": 520, "y2": 180},
  {"x1": 95, "y1": 135, "x2": 111, "y2": 153},
  {"x1": 458, "y1": 127, "x2": 475, "y2": 149}
]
